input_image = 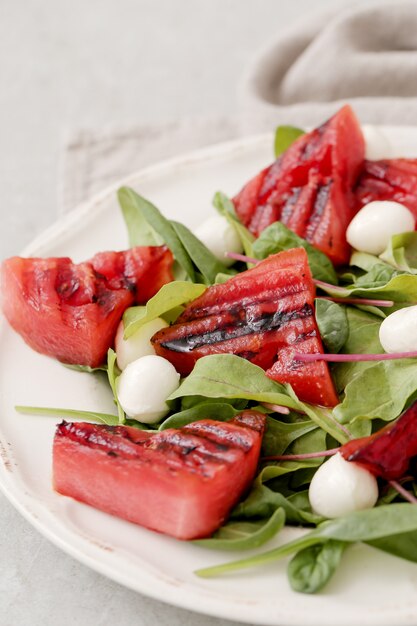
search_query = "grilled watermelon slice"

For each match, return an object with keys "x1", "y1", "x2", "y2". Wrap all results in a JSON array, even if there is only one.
[
  {"x1": 152, "y1": 248, "x2": 339, "y2": 407},
  {"x1": 356, "y1": 158, "x2": 417, "y2": 218},
  {"x1": 53, "y1": 411, "x2": 266, "y2": 539},
  {"x1": 233, "y1": 105, "x2": 365, "y2": 265},
  {"x1": 1, "y1": 246, "x2": 173, "y2": 367}
]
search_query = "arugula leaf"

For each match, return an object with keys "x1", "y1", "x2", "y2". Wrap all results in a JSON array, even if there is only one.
[
  {"x1": 194, "y1": 508, "x2": 285, "y2": 551},
  {"x1": 123, "y1": 282, "x2": 206, "y2": 339},
  {"x1": 274, "y1": 126, "x2": 305, "y2": 157},
  {"x1": 195, "y1": 503, "x2": 417, "y2": 579},
  {"x1": 288, "y1": 540, "x2": 347, "y2": 593},
  {"x1": 213, "y1": 191, "x2": 255, "y2": 259},
  {"x1": 253, "y1": 222, "x2": 337, "y2": 284},
  {"x1": 170, "y1": 220, "x2": 231, "y2": 285},
  {"x1": 15, "y1": 405, "x2": 119, "y2": 426},
  {"x1": 315, "y1": 299, "x2": 348, "y2": 353},
  {"x1": 107, "y1": 349, "x2": 125, "y2": 424},
  {"x1": 117, "y1": 187, "x2": 196, "y2": 280}
]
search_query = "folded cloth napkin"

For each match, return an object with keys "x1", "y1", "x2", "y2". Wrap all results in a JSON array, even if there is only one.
[
  {"x1": 242, "y1": 0, "x2": 417, "y2": 129},
  {"x1": 61, "y1": 1, "x2": 417, "y2": 214}
]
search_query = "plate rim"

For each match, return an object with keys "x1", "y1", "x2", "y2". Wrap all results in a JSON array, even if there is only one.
[{"x1": 3, "y1": 127, "x2": 417, "y2": 626}]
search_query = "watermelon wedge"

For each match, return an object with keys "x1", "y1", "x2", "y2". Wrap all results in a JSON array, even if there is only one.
[
  {"x1": 340, "y1": 402, "x2": 417, "y2": 481},
  {"x1": 1, "y1": 246, "x2": 173, "y2": 367},
  {"x1": 53, "y1": 411, "x2": 266, "y2": 540},
  {"x1": 356, "y1": 158, "x2": 417, "y2": 219},
  {"x1": 233, "y1": 105, "x2": 365, "y2": 265},
  {"x1": 152, "y1": 248, "x2": 339, "y2": 407}
]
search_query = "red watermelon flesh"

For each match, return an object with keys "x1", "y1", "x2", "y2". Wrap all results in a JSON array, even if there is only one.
[
  {"x1": 1, "y1": 246, "x2": 173, "y2": 367},
  {"x1": 53, "y1": 411, "x2": 266, "y2": 540},
  {"x1": 356, "y1": 158, "x2": 417, "y2": 219},
  {"x1": 152, "y1": 248, "x2": 339, "y2": 407},
  {"x1": 233, "y1": 105, "x2": 365, "y2": 265}
]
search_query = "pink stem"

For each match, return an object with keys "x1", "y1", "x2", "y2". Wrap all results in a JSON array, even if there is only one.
[
  {"x1": 389, "y1": 480, "x2": 417, "y2": 504},
  {"x1": 224, "y1": 252, "x2": 260, "y2": 265},
  {"x1": 314, "y1": 279, "x2": 345, "y2": 292},
  {"x1": 320, "y1": 296, "x2": 394, "y2": 308},
  {"x1": 262, "y1": 447, "x2": 339, "y2": 462},
  {"x1": 261, "y1": 402, "x2": 290, "y2": 415},
  {"x1": 294, "y1": 351, "x2": 417, "y2": 363}
]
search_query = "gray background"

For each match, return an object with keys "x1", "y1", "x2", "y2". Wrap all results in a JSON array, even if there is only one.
[{"x1": 0, "y1": 1, "x2": 367, "y2": 625}]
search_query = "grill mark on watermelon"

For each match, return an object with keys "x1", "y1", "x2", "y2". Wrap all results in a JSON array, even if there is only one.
[
  {"x1": 280, "y1": 187, "x2": 302, "y2": 224},
  {"x1": 304, "y1": 181, "x2": 332, "y2": 240},
  {"x1": 160, "y1": 303, "x2": 313, "y2": 353}
]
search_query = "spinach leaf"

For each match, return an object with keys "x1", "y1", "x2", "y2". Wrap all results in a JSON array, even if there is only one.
[
  {"x1": 274, "y1": 126, "x2": 305, "y2": 157},
  {"x1": 288, "y1": 540, "x2": 347, "y2": 593},
  {"x1": 123, "y1": 282, "x2": 206, "y2": 339},
  {"x1": 117, "y1": 187, "x2": 196, "y2": 280},
  {"x1": 334, "y1": 358, "x2": 417, "y2": 424},
  {"x1": 15, "y1": 405, "x2": 119, "y2": 426},
  {"x1": 231, "y1": 483, "x2": 322, "y2": 526},
  {"x1": 64, "y1": 363, "x2": 107, "y2": 373},
  {"x1": 168, "y1": 354, "x2": 299, "y2": 409},
  {"x1": 107, "y1": 349, "x2": 125, "y2": 424},
  {"x1": 170, "y1": 220, "x2": 231, "y2": 285},
  {"x1": 194, "y1": 508, "x2": 285, "y2": 551},
  {"x1": 319, "y1": 272, "x2": 417, "y2": 307},
  {"x1": 380, "y1": 231, "x2": 417, "y2": 273},
  {"x1": 195, "y1": 503, "x2": 417, "y2": 579},
  {"x1": 315, "y1": 299, "x2": 348, "y2": 353},
  {"x1": 253, "y1": 222, "x2": 337, "y2": 284},
  {"x1": 368, "y1": 529, "x2": 417, "y2": 562},
  {"x1": 213, "y1": 191, "x2": 255, "y2": 258},
  {"x1": 117, "y1": 186, "x2": 162, "y2": 246},
  {"x1": 159, "y1": 402, "x2": 240, "y2": 430},
  {"x1": 262, "y1": 418, "x2": 317, "y2": 457},
  {"x1": 331, "y1": 307, "x2": 383, "y2": 393}
]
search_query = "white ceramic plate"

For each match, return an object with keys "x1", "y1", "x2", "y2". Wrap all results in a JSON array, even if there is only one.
[{"x1": 2, "y1": 129, "x2": 417, "y2": 626}]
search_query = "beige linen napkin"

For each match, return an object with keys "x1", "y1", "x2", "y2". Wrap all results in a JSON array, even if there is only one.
[{"x1": 61, "y1": 1, "x2": 417, "y2": 214}]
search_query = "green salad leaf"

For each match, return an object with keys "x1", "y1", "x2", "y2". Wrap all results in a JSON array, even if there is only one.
[
  {"x1": 194, "y1": 507, "x2": 285, "y2": 551},
  {"x1": 253, "y1": 222, "x2": 337, "y2": 284},
  {"x1": 159, "y1": 401, "x2": 240, "y2": 430},
  {"x1": 107, "y1": 349, "x2": 125, "y2": 424},
  {"x1": 15, "y1": 405, "x2": 120, "y2": 426},
  {"x1": 213, "y1": 191, "x2": 255, "y2": 258},
  {"x1": 288, "y1": 540, "x2": 347, "y2": 594},
  {"x1": 315, "y1": 299, "x2": 348, "y2": 353},
  {"x1": 380, "y1": 231, "x2": 417, "y2": 273},
  {"x1": 274, "y1": 126, "x2": 305, "y2": 157},
  {"x1": 123, "y1": 281, "x2": 206, "y2": 339}
]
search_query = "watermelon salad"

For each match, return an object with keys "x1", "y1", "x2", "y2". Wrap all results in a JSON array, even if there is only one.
[{"x1": 5, "y1": 104, "x2": 417, "y2": 593}]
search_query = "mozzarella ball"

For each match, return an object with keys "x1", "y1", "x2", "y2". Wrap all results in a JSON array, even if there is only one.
[
  {"x1": 361, "y1": 124, "x2": 392, "y2": 160},
  {"x1": 309, "y1": 453, "x2": 378, "y2": 519},
  {"x1": 379, "y1": 305, "x2": 417, "y2": 353},
  {"x1": 346, "y1": 201, "x2": 415, "y2": 255},
  {"x1": 115, "y1": 317, "x2": 168, "y2": 370},
  {"x1": 117, "y1": 355, "x2": 180, "y2": 423},
  {"x1": 194, "y1": 215, "x2": 243, "y2": 266}
]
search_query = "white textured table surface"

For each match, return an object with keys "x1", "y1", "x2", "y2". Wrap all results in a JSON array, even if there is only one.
[{"x1": 0, "y1": 1, "x2": 365, "y2": 624}]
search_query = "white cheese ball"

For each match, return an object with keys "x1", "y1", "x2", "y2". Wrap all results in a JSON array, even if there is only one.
[
  {"x1": 379, "y1": 305, "x2": 417, "y2": 353},
  {"x1": 117, "y1": 355, "x2": 180, "y2": 423},
  {"x1": 194, "y1": 215, "x2": 243, "y2": 267},
  {"x1": 309, "y1": 453, "x2": 378, "y2": 519},
  {"x1": 361, "y1": 124, "x2": 392, "y2": 160},
  {"x1": 115, "y1": 317, "x2": 168, "y2": 370},
  {"x1": 346, "y1": 201, "x2": 415, "y2": 255}
]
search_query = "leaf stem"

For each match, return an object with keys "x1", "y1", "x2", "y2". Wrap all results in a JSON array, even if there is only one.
[
  {"x1": 262, "y1": 448, "x2": 339, "y2": 462},
  {"x1": 294, "y1": 351, "x2": 417, "y2": 363},
  {"x1": 313, "y1": 279, "x2": 345, "y2": 292},
  {"x1": 260, "y1": 402, "x2": 290, "y2": 415},
  {"x1": 319, "y1": 296, "x2": 394, "y2": 308},
  {"x1": 224, "y1": 251, "x2": 259, "y2": 265},
  {"x1": 389, "y1": 480, "x2": 417, "y2": 505}
]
